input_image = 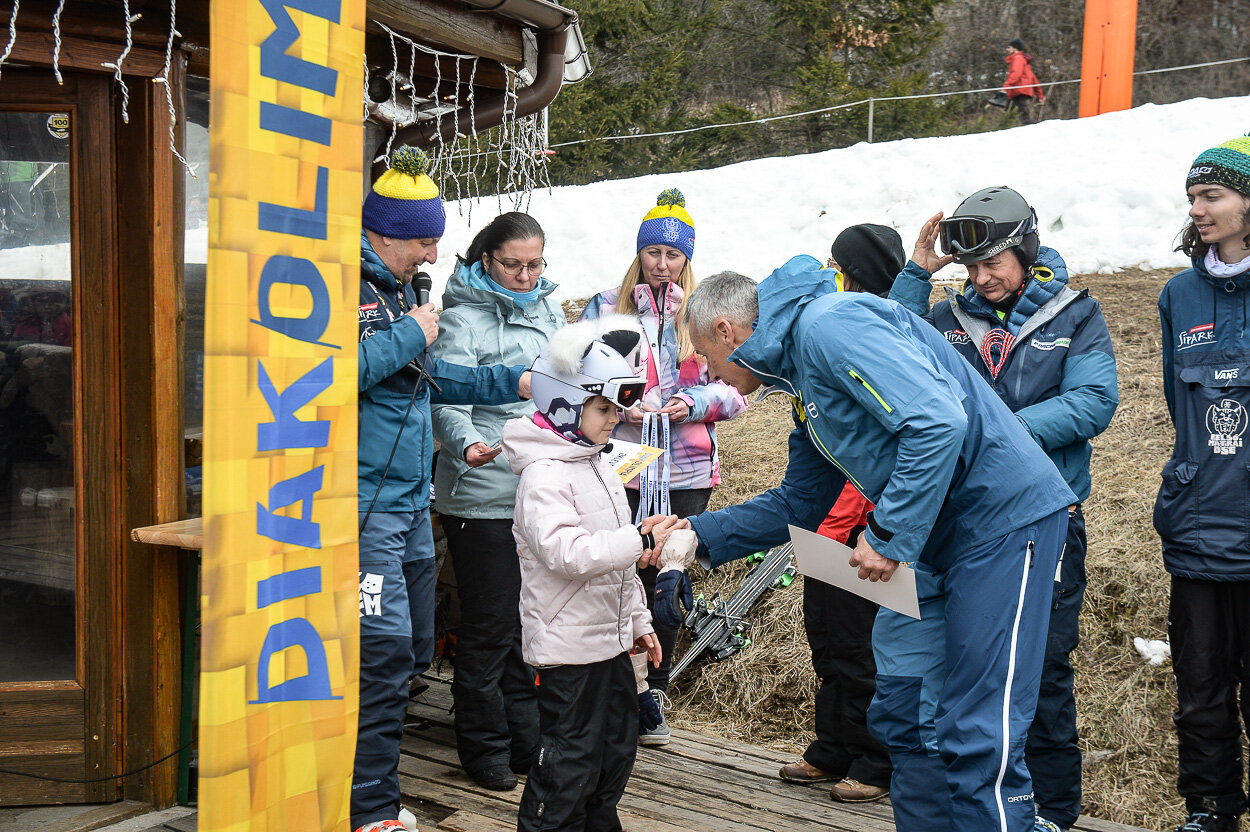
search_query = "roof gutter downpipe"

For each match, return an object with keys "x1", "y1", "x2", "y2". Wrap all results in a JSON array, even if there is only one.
[{"x1": 370, "y1": 25, "x2": 569, "y2": 181}]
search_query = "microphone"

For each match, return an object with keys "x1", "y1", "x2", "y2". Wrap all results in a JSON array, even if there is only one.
[
  {"x1": 408, "y1": 271, "x2": 441, "y2": 394},
  {"x1": 414, "y1": 271, "x2": 432, "y2": 307}
]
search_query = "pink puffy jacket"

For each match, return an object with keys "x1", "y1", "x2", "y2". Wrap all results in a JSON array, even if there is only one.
[{"x1": 502, "y1": 415, "x2": 654, "y2": 667}]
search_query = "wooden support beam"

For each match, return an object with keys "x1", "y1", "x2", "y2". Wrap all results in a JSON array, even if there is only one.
[
  {"x1": 366, "y1": 0, "x2": 524, "y2": 65},
  {"x1": 5, "y1": 30, "x2": 167, "y2": 77},
  {"x1": 364, "y1": 32, "x2": 513, "y2": 91}
]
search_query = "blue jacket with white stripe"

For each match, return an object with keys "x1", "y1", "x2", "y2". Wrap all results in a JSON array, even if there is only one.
[
  {"x1": 1154, "y1": 257, "x2": 1250, "y2": 580},
  {"x1": 889, "y1": 247, "x2": 1119, "y2": 503},
  {"x1": 688, "y1": 254, "x2": 1075, "y2": 570}
]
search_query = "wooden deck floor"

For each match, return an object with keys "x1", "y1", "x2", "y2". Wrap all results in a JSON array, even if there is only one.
[{"x1": 401, "y1": 675, "x2": 1150, "y2": 832}]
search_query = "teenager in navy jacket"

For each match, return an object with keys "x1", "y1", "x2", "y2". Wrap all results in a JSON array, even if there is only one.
[
  {"x1": 679, "y1": 260, "x2": 1075, "y2": 832},
  {"x1": 1155, "y1": 137, "x2": 1250, "y2": 832},
  {"x1": 890, "y1": 186, "x2": 1118, "y2": 832}
]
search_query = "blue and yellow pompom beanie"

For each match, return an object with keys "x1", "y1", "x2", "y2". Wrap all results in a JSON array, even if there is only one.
[
  {"x1": 362, "y1": 146, "x2": 446, "y2": 239},
  {"x1": 636, "y1": 188, "x2": 695, "y2": 260},
  {"x1": 1187, "y1": 135, "x2": 1250, "y2": 198}
]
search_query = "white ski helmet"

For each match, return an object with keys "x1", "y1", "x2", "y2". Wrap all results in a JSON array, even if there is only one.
[{"x1": 531, "y1": 316, "x2": 646, "y2": 443}]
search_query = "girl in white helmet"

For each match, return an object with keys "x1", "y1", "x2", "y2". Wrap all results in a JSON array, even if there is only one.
[{"x1": 500, "y1": 316, "x2": 686, "y2": 832}]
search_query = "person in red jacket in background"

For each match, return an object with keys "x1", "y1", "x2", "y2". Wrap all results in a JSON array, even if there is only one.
[
  {"x1": 777, "y1": 224, "x2": 904, "y2": 804},
  {"x1": 1004, "y1": 39, "x2": 1045, "y2": 125}
]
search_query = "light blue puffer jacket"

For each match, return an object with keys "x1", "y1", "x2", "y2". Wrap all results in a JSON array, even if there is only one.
[{"x1": 431, "y1": 259, "x2": 565, "y2": 518}]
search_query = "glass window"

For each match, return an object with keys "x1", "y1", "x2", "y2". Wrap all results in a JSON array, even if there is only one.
[
  {"x1": 185, "y1": 76, "x2": 209, "y2": 517},
  {"x1": 0, "y1": 111, "x2": 75, "y2": 682}
]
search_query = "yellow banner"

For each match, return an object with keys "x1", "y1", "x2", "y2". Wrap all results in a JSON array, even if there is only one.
[{"x1": 203, "y1": 0, "x2": 363, "y2": 828}]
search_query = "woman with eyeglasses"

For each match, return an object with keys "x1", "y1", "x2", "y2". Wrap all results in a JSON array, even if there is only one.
[
  {"x1": 579, "y1": 189, "x2": 749, "y2": 745},
  {"x1": 430, "y1": 211, "x2": 564, "y2": 791}
]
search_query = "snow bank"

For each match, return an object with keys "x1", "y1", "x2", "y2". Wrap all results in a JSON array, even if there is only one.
[
  {"x1": 439, "y1": 95, "x2": 1250, "y2": 301},
  {"x1": 15, "y1": 96, "x2": 1243, "y2": 301}
]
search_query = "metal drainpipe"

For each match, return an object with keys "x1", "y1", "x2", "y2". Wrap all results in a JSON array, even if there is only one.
[
  {"x1": 457, "y1": 0, "x2": 570, "y2": 32},
  {"x1": 369, "y1": 24, "x2": 569, "y2": 181}
]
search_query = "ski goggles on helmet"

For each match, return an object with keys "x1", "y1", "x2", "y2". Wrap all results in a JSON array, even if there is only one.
[
  {"x1": 938, "y1": 215, "x2": 1032, "y2": 262},
  {"x1": 594, "y1": 377, "x2": 646, "y2": 409}
]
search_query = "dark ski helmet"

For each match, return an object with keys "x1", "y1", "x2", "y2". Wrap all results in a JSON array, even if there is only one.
[{"x1": 939, "y1": 186, "x2": 1039, "y2": 267}]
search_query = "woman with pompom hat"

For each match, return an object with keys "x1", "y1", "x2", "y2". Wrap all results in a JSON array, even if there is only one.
[
  {"x1": 1155, "y1": 135, "x2": 1250, "y2": 832},
  {"x1": 354, "y1": 146, "x2": 534, "y2": 832},
  {"x1": 579, "y1": 188, "x2": 748, "y2": 744}
]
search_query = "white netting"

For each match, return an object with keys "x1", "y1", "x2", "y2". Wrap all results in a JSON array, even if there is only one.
[{"x1": 368, "y1": 23, "x2": 552, "y2": 220}]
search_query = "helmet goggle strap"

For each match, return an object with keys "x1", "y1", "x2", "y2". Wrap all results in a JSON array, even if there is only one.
[{"x1": 939, "y1": 215, "x2": 1034, "y2": 259}]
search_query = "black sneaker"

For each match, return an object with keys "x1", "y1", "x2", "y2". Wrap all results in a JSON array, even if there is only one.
[
  {"x1": 470, "y1": 764, "x2": 518, "y2": 791},
  {"x1": 1174, "y1": 811, "x2": 1240, "y2": 832}
]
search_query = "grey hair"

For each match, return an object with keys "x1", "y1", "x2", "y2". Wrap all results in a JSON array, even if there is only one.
[{"x1": 684, "y1": 270, "x2": 759, "y2": 336}]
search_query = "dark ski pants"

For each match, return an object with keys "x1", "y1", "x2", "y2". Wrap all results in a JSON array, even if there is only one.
[
  {"x1": 443, "y1": 515, "x2": 540, "y2": 777},
  {"x1": 869, "y1": 509, "x2": 1066, "y2": 832},
  {"x1": 352, "y1": 509, "x2": 437, "y2": 829},
  {"x1": 1007, "y1": 94, "x2": 1036, "y2": 124},
  {"x1": 517, "y1": 653, "x2": 638, "y2": 832},
  {"x1": 802, "y1": 576, "x2": 891, "y2": 787},
  {"x1": 1027, "y1": 506, "x2": 1087, "y2": 828},
  {"x1": 627, "y1": 487, "x2": 711, "y2": 693},
  {"x1": 1169, "y1": 575, "x2": 1250, "y2": 816}
]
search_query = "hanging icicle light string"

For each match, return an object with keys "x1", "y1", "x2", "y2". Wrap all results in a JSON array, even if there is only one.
[
  {"x1": 50, "y1": 0, "x2": 65, "y2": 84},
  {"x1": 101, "y1": 0, "x2": 141, "y2": 123},
  {"x1": 0, "y1": 0, "x2": 20, "y2": 82},
  {"x1": 369, "y1": 21, "x2": 552, "y2": 218},
  {"x1": 152, "y1": 0, "x2": 196, "y2": 177}
]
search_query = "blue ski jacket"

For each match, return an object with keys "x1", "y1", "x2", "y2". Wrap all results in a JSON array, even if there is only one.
[
  {"x1": 688, "y1": 254, "x2": 1075, "y2": 570},
  {"x1": 889, "y1": 247, "x2": 1118, "y2": 503},
  {"x1": 358, "y1": 235, "x2": 525, "y2": 514},
  {"x1": 1154, "y1": 256, "x2": 1250, "y2": 580}
]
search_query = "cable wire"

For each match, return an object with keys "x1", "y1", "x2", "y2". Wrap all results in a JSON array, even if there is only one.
[{"x1": 549, "y1": 56, "x2": 1250, "y2": 148}]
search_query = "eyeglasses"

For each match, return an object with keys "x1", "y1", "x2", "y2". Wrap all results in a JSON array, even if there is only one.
[{"x1": 488, "y1": 254, "x2": 547, "y2": 278}]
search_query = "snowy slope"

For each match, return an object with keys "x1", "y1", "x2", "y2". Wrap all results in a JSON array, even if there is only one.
[
  {"x1": 440, "y1": 95, "x2": 1250, "y2": 302},
  {"x1": 9, "y1": 97, "x2": 1242, "y2": 295}
]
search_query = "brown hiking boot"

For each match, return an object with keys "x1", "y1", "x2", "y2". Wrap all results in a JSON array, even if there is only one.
[
  {"x1": 779, "y1": 758, "x2": 837, "y2": 783},
  {"x1": 831, "y1": 777, "x2": 889, "y2": 803}
]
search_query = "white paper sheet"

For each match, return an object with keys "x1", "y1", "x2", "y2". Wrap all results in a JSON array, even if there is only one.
[
  {"x1": 602, "y1": 439, "x2": 665, "y2": 483},
  {"x1": 788, "y1": 524, "x2": 921, "y2": 619}
]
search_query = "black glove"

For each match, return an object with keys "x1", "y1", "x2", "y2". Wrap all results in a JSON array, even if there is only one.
[
  {"x1": 653, "y1": 569, "x2": 693, "y2": 631},
  {"x1": 638, "y1": 689, "x2": 663, "y2": 731}
]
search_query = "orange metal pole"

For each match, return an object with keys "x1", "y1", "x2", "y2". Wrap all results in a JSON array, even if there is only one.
[{"x1": 1079, "y1": 0, "x2": 1138, "y2": 116}]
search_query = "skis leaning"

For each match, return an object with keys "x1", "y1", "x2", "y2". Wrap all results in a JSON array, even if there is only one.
[{"x1": 669, "y1": 542, "x2": 797, "y2": 683}]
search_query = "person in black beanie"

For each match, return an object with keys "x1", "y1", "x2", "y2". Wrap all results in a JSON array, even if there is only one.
[
  {"x1": 777, "y1": 223, "x2": 904, "y2": 804},
  {"x1": 828, "y1": 224, "x2": 907, "y2": 297}
]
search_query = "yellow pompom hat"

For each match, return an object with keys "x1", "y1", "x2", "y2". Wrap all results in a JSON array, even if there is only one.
[
  {"x1": 636, "y1": 188, "x2": 695, "y2": 259},
  {"x1": 362, "y1": 146, "x2": 446, "y2": 239}
]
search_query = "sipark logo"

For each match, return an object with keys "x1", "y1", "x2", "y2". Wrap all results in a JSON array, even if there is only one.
[
  {"x1": 1178, "y1": 323, "x2": 1215, "y2": 351},
  {"x1": 945, "y1": 329, "x2": 972, "y2": 346}
]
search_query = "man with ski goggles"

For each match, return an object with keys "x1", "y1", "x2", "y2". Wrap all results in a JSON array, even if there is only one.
[{"x1": 889, "y1": 186, "x2": 1119, "y2": 832}]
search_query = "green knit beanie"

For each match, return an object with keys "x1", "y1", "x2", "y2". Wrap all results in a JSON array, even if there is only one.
[{"x1": 1187, "y1": 135, "x2": 1250, "y2": 197}]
